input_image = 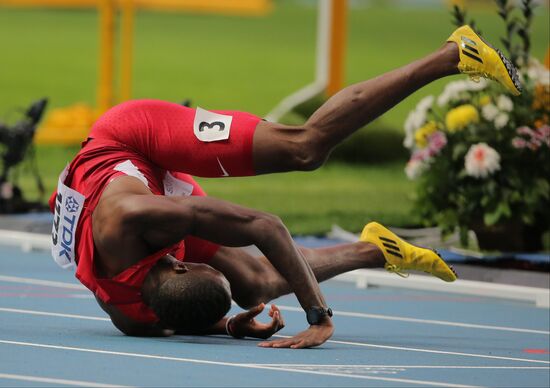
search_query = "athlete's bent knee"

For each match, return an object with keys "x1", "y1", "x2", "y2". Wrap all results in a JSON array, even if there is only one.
[{"x1": 288, "y1": 133, "x2": 329, "y2": 171}]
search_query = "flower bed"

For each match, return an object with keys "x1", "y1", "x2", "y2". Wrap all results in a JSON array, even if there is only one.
[{"x1": 403, "y1": 1, "x2": 549, "y2": 251}]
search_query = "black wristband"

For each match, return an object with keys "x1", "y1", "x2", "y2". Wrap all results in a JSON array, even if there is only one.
[{"x1": 306, "y1": 306, "x2": 333, "y2": 325}]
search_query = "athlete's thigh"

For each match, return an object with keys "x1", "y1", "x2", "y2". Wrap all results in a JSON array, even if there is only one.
[
  {"x1": 91, "y1": 100, "x2": 262, "y2": 178},
  {"x1": 252, "y1": 120, "x2": 308, "y2": 174}
]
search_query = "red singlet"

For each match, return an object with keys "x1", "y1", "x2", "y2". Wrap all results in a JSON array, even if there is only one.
[{"x1": 49, "y1": 100, "x2": 262, "y2": 323}]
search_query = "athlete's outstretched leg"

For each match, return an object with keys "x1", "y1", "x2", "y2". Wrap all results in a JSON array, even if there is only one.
[
  {"x1": 209, "y1": 222, "x2": 458, "y2": 308},
  {"x1": 253, "y1": 43, "x2": 460, "y2": 173},
  {"x1": 208, "y1": 242, "x2": 385, "y2": 308}
]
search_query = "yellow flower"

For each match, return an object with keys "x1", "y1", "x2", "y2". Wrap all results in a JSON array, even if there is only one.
[
  {"x1": 414, "y1": 121, "x2": 439, "y2": 148},
  {"x1": 445, "y1": 104, "x2": 479, "y2": 132},
  {"x1": 479, "y1": 95, "x2": 492, "y2": 106}
]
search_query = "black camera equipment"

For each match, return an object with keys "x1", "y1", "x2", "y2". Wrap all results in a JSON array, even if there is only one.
[{"x1": 0, "y1": 98, "x2": 48, "y2": 213}]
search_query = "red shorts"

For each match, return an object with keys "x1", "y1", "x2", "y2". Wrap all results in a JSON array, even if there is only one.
[{"x1": 89, "y1": 99, "x2": 263, "y2": 178}]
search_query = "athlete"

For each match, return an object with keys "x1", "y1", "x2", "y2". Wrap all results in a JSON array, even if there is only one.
[{"x1": 50, "y1": 26, "x2": 520, "y2": 348}]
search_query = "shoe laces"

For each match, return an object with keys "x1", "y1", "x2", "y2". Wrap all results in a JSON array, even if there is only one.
[
  {"x1": 462, "y1": 65, "x2": 496, "y2": 82},
  {"x1": 385, "y1": 264, "x2": 409, "y2": 278}
]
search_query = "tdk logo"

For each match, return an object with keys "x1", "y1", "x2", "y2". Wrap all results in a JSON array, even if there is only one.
[
  {"x1": 65, "y1": 196, "x2": 79, "y2": 213},
  {"x1": 51, "y1": 186, "x2": 84, "y2": 268},
  {"x1": 52, "y1": 193, "x2": 78, "y2": 263},
  {"x1": 57, "y1": 212, "x2": 77, "y2": 262},
  {"x1": 51, "y1": 169, "x2": 86, "y2": 271}
]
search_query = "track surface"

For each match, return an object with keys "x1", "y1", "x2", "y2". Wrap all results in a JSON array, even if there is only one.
[{"x1": 1, "y1": 245, "x2": 549, "y2": 387}]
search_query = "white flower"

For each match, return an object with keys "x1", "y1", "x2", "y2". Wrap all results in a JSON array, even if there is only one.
[
  {"x1": 0, "y1": 182, "x2": 14, "y2": 200},
  {"x1": 494, "y1": 112, "x2": 509, "y2": 129},
  {"x1": 405, "y1": 159, "x2": 427, "y2": 180},
  {"x1": 404, "y1": 95, "x2": 434, "y2": 149},
  {"x1": 417, "y1": 95, "x2": 435, "y2": 112},
  {"x1": 437, "y1": 80, "x2": 466, "y2": 106},
  {"x1": 404, "y1": 111, "x2": 423, "y2": 148},
  {"x1": 469, "y1": 78, "x2": 489, "y2": 90},
  {"x1": 526, "y1": 58, "x2": 550, "y2": 85},
  {"x1": 464, "y1": 143, "x2": 501, "y2": 178},
  {"x1": 482, "y1": 103, "x2": 499, "y2": 121},
  {"x1": 437, "y1": 79, "x2": 488, "y2": 107},
  {"x1": 497, "y1": 95, "x2": 514, "y2": 112}
]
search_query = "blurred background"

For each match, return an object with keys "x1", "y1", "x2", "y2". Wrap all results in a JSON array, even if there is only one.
[{"x1": 0, "y1": 0, "x2": 548, "y2": 236}]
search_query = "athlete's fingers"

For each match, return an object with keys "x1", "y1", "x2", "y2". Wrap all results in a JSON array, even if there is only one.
[
  {"x1": 270, "y1": 304, "x2": 280, "y2": 317},
  {"x1": 276, "y1": 309, "x2": 285, "y2": 329},
  {"x1": 241, "y1": 303, "x2": 265, "y2": 320},
  {"x1": 290, "y1": 340, "x2": 307, "y2": 349},
  {"x1": 275, "y1": 311, "x2": 285, "y2": 330},
  {"x1": 272, "y1": 339, "x2": 296, "y2": 348},
  {"x1": 269, "y1": 311, "x2": 283, "y2": 332}
]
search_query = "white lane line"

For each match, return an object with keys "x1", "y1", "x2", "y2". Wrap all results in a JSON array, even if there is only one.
[
  {"x1": 254, "y1": 364, "x2": 550, "y2": 370},
  {"x1": 0, "y1": 339, "x2": 479, "y2": 388},
  {"x1": 277, "y1": 305, "x2": 550, "y2": 335},
  {"x1": 0, "y1": 373, "x2": 129, "y2": 387},
  {"x1": 2, "y1": 275, "x2": 548, "y2": 335},
  {"x1": 0, "y1": 307, "x2": 110, "y2": 321},
  {"x1": 274, "y1": 335, "x2": 550, "y2": 365},
  {"x1": 0, "y1": 275, "x2": 86, "y2": 290},
  {"x1": 1, "y1": 307, "x2": 548, "y2": 365}
]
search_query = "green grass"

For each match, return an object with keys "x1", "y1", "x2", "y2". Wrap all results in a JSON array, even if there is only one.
[
  {"x1": 1, "y1": 2, "x2": 548, "y2": 233},
  {"x1": 196, "y1": 163, "x2": 416, "y2": 235}
]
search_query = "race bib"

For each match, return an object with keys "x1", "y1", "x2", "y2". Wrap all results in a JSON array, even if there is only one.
[
  {"x1": 163, "y1": 172, "x2": 194, "y2": 197},
  {"x1": 51, "y1": 167, "x2": 86, "y2": 270},
  {"x1": 193, "y1": 107, "x2": 232, "y2": 142}
]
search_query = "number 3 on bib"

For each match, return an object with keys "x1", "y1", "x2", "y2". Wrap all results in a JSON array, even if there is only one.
[{"x1": 193, "y1": 107, "x2": 232, "y2": 142}]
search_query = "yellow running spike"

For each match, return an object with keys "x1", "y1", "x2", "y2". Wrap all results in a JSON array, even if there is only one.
[
  {"x1": 360, "y1": 222, "x2": 458, "y2": 282},
  {"x1": 447, "y1": 25, "x2": 522, "y2": 96}
]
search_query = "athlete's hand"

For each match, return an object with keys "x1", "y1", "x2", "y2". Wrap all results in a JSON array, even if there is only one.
[
  {"x1": 229, "y1": 303, "x2": 285, "y2": 340},
  {"x1": 257, "y1": 316, "x2": 334, "y2": 349}
]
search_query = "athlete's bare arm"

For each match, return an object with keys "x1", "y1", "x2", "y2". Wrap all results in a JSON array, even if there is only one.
[
  {"x1": 96, "y1": 293, "x2": 284, "y2": 339},
  {"x1": 93, "y1": 176, "x2": 333, "y2": 347}
]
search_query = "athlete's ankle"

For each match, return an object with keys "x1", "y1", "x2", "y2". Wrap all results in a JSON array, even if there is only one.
[
  {"x1": 355, "y1": 241, "x2": 386, "y2": 268},
  {"x1": 440, "y1": 42, "x2": 460, "y2": 75}
]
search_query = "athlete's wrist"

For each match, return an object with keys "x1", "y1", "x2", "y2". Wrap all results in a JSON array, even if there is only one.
[{"x1": 225, "y1": 315, "x2": 244, "y2": 339}]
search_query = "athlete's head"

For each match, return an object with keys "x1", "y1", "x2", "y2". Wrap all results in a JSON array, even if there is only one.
[{"x1": 143, "y1": 256, "x2": 232, "y2": 330}]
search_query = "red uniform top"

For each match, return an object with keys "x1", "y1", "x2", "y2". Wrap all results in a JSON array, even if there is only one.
[
  {"x1": 49, "y1": 138, "x2": 219, "y2": 323},
  {"x1": 49, "y1": 100, "x2": 261, "y2": 324}
]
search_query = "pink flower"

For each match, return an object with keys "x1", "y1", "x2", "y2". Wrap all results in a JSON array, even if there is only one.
[
  {"x1": 405, "y1": 158, "x2": 428, "y2": 180},
  {"x1": 538, "y1": 125, "x2": 550, "y2": 137},
  {"x1": 411, "y1": 148, "x2": 431, "y2": 162},
  {"x1": 513, "y1": 125, "x2": 550, "y2": 150},
  {"x1": 536, "y1": 125, "x2": 550, "y2": 147},
  {"x1": 528, "y1": 139, "x2": 542, "y2": 151},
  {"x1": 512, "y1": 138, "x2": 528, "y2": 149},
  {"x1": 427, "y1": 131, "x2": 447, "y2": 155},
  {"x1": 517, "y1": 126, "x2": 536, "y2": 137}
]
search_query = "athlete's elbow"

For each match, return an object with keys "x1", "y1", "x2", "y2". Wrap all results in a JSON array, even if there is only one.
[
  {"x1": 116, "y1": 197, "x2": 147, "y2": 226},
  {"x1": 253, "y1": 213, "x2": 288, "y2": 246}
]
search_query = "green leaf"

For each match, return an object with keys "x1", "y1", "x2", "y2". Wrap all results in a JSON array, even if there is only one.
[
  {"x1": 483, "y1": 202, "x2": 511, "y2": 226},
  {"x1": 484, "y1": 210, "x2": 501, "y2": 226},
  {"x1": 535, "y1": 179, "x2": 550, "y2": 199},
  {"x1": 452, "y1": 144, "x2": 467, "y2": 161},
  {"x1": 498, "y1": 202, "x2": 512, "y2": 218},
  {"x1": 481, "y1": 195, "x2": 491, "y2": 206}
]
